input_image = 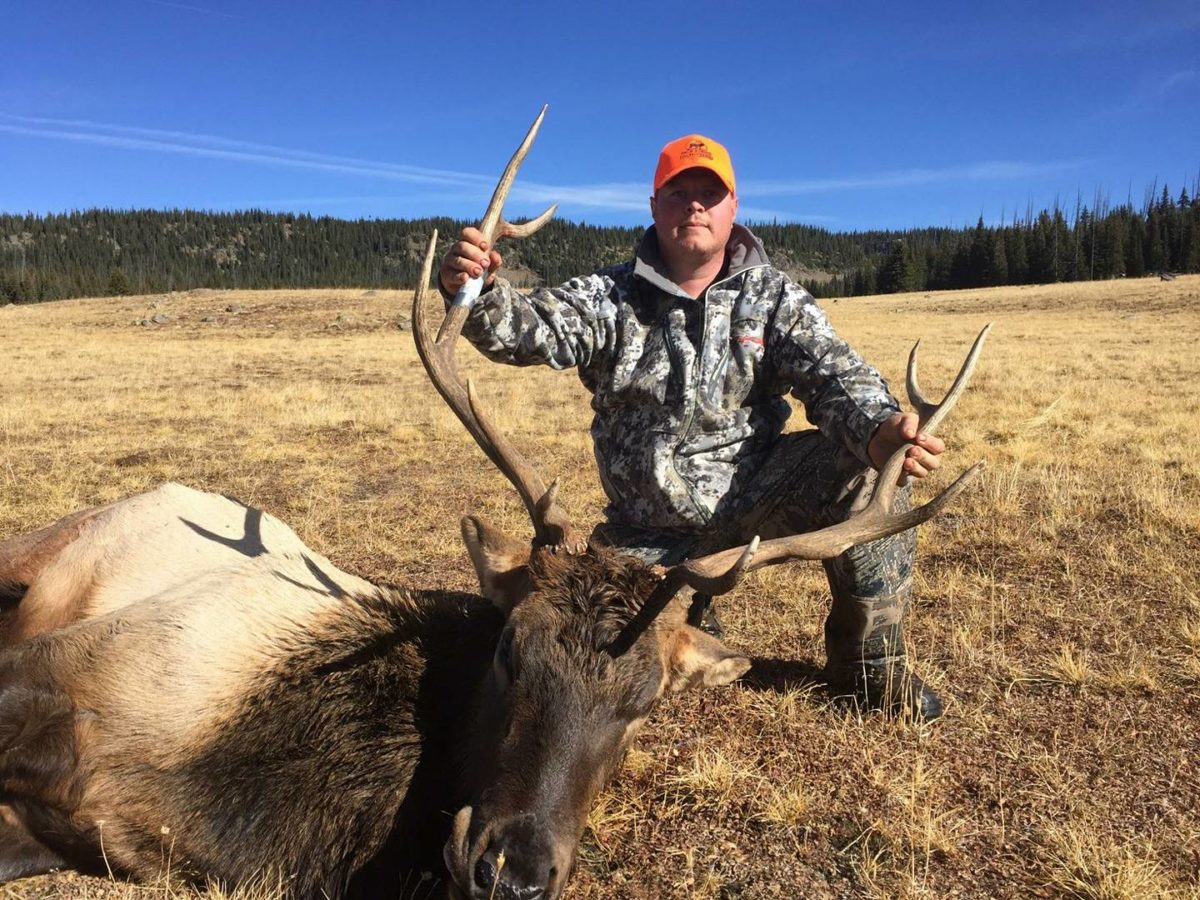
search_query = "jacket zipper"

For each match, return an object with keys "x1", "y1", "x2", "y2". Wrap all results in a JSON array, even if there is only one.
[{"x1": 666, "y1": 264, "x2": 770, "y2": 525}]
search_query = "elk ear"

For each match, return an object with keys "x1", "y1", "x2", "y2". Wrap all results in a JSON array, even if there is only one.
[
  {"x1": 666, "y1": 626, "x2": 751, "y2": 692},
  {"x1": 460, "y1": 516, "x2": 531, "y2": 614}
]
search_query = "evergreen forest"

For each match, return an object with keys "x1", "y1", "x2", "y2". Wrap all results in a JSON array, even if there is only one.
[{"x1": 2, "y1": 182, "x2": 1198, "y2": 304}]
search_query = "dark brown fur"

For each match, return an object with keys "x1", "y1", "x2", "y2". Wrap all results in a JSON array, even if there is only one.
[{"x1": 0, "y1": 500, "x2": 748, "y2": 900}]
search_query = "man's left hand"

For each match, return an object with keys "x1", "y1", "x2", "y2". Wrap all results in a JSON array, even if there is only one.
[{"x1": 867, "y1": 413, "x2": 944, "y2": 479}]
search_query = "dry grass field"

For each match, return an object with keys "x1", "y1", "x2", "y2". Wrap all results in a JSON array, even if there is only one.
[{"x1": 1, "y1": 275, "x2": 1197, "y2": 899}]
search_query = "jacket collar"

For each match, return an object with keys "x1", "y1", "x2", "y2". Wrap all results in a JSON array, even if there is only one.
[{"x1": 632, "y1": 224, "x2": 770, "y2": 298}]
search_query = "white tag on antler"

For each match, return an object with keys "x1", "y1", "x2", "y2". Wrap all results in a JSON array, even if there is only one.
[{"x1": 451, "y1": 273, "x2": 486, "y2": 310}]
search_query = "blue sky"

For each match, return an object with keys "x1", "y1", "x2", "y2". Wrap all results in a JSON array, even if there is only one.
[{"x1": 2, "y1": 0, "x2": 1197, "y2": 231}]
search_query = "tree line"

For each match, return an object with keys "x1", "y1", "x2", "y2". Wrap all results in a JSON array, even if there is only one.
[
  {"x1": 2, "y1": 181, "x2": 1197, "y2": 304},
  {"x1": 855, "y1": 184, "x2": 1200, "y2": 297}
]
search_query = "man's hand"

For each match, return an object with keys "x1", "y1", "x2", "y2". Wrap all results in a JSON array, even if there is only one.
[
  {"x1": 439, "y1": 227, "x2": 504, "y2": 296},
  {"x1": 867, "y1": 412, "x2": 945, "y2": 479}
]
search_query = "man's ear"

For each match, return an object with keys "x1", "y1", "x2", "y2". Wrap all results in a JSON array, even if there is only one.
[
  {"x1": 666, "y1": 625, "x2": 751, "y2": 692},
  {"x1": 460, "y1": 516, "x2": 531, "y2": 615}
]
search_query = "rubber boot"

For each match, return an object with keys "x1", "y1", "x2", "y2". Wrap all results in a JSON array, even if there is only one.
[
  {"x1": 821, "y1": 506, "x2": 944, "y2": 722},
  {"x1": 824, "y1": 635, "x2": 943, "y2": 721}
]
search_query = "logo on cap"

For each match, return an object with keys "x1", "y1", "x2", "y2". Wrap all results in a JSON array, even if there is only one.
[
  {"x1": 681, "y1": 140, "x2": 714, "y2": 162},
  {"x1": 654, "y1": 133, "x2": 736, "y2": 194}
]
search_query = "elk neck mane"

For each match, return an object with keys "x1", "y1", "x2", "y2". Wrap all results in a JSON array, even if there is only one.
[{"x1": 525, "y1": 544, "x2": 664, "y2": 651}]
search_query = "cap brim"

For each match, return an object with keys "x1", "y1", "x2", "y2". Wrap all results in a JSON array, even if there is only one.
[{"x1": 654, "y1": 163, "x2": 736, "y2": 195}]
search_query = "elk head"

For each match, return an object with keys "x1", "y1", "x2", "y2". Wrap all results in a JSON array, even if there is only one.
[
  {"x1": 412, "y1": 110, "x2": 752, "y2": 899},
  {"x1": 412, "y1": 109, "x2": 986, "y2": 900}
]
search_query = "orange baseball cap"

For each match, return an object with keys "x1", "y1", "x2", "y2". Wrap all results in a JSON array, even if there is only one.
[{"x1": 653, "y1": 134, "x2": 736, "y2": 195}]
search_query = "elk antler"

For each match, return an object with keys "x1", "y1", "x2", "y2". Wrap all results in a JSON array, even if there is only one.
[
  {"x1": 609, "y1": 326, "x2": 991, "y2": 653},
  {"x1": 907, "y1": 323, "x2": 990, "y2": 436},
  {"x1": 440, "y1": 104, "x2": 556, "y2": 340},
  {"x1": 412, "y1": 109, "x2": 578, "y2": 550}
]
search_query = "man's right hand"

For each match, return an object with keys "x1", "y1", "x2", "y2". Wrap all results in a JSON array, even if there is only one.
[
  {"x1": 439, "y1": 227, "x2": 504, "y2": 296},
  {"x1": 867, "y1": 412, "x2": 945, "y2": 480}
]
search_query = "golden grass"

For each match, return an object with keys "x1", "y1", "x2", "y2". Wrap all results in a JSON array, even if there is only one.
[
  {"x1": 1036, "y1": 823, "x2": 1179, "y2": 900},
  {"x1": 2, "y1": 275, "x2": 1199, "y2": 899}
]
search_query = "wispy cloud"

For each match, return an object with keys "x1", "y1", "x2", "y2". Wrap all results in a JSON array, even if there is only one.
[
  {"x1": 1155, "y1": 69, "x2": 1198, "y2": 97},
  {"x1": 512, "y1": 181, "x2": 645, "y2": 213},
  {"x1": 0, "y1": 114, "x2": 492, "y2": 188},
  {"x1": 1087, "y1": 67, "x2": 1199, "y2": 123},
  {"x1": 138, "y1": 0, "x2": 242, "y2": 19},
  {"x1": 0, "y1": 113, "x2": 1085, "y2": 221},
  {"x1": 742, "y1": 159, "x2": 1087, "y2": 197}
]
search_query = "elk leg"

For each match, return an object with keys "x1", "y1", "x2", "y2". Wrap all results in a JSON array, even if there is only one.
[{"x1": 0, "y1": 504, "x2": 115, "y2": 644}]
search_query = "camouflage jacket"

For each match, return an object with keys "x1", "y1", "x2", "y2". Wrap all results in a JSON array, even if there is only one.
[{"x1": 456, "y1": 224, "x2": 900, "y2": 531}]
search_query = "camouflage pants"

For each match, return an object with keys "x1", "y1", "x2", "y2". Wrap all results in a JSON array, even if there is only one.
[{"x1": 590, "y1": 430, "x2": 915, "y2": 668}]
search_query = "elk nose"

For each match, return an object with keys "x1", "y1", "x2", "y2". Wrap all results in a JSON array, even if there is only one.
[{"x1": 473, "y1": 847, "x2": 554, "y2": 900}]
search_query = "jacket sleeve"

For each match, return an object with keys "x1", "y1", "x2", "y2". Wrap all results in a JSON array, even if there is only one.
[
  {"x1": 767, "y1": 276, "x2": 901, "y2": 465},
  {"x1": 444, "y1": 274, "x2": 615, "y2": 371}
]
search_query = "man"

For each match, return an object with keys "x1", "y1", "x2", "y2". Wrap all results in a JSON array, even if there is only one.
[{"x1": 438, "y1": 135, "x2": 947, "y2": 720}]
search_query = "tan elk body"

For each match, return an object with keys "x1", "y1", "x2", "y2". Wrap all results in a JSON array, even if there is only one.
[
  {"x1": 0, "y1": 480, "x2": 748, "y2": 898},
  {"x1": 0, "y1": 109, "x2": 986, "y2": 899}
]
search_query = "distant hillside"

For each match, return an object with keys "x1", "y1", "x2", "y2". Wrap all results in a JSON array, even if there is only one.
[{"x1": 2, "y1": 184, "x2": 1197, "y2": 304}]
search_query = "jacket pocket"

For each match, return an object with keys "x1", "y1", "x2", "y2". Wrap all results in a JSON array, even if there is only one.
[{"x1": 723, "y1": 316, "x2": 766, "y2": 407}]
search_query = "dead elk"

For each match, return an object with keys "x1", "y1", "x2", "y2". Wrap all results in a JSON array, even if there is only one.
[
  {"x1": 0, "y1": 482, "x2": 751, "y2": 899},
  {"x1": 0, "y1": 109, "x2": 986, "y2": 900}
]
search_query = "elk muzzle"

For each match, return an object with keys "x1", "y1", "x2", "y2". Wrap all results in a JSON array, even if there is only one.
[{"x1": 444, "y1": 805, "x2": 574, "y2": 900}]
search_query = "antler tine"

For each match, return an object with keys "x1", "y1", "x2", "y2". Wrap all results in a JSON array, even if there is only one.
[
  {"x1": 413, "y1": 109, "x2": 577, "y2": 549},
  {"x1": 477, "y1": 104, "x2": 556, "y2": 247},
  {"x1": 499, "y1": 203, "x2": 559, "y2": 240},
  {"x1": 437, "y1": 106, "x2": 557, "y2": 345},
  {"x1": 907, "y1": 323, "x2": 991, "y2": 436},
  {"x1": 682, "y1": 458, "x2": 984, "y2": 586},
  {"x1": 607, "y1": 538, "x2": 761, "y2": 656},
  {"x1": 413, "y1": 236, "x2": 576, "y2": 548},
  {"x1": 610, "y1": 326, "x2": 993, "y2": 647}
]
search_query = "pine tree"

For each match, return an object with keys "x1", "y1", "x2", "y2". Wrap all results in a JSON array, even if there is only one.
[
  {"x1": 1027, "y1": 214, "x2": 1054, "y2": 283},
  {"x1": 108, "y1": 268, "x2": 134, "y2": 296},
  {"x1": 876, "y1": 240, "x2": 914, "y2": 294},
  {"x1": 1004, "y1": 228, "x2": 1029, "y2": 284},
  {"x1": 1125, "y1": 214, "x2": 1145, "y2": 277},
  {"x1": 1101, "y1": 220, "x2": 1126, "y2": 278}
]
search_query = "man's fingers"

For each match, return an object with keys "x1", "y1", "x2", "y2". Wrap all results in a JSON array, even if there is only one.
[
  {"x1": 915, "y1": 432, "x2": 946, "y2": 454},
  {"x1": 453, "y1": 242, "x2": 491, "y2": 266},
  {"x1": 904, "y1": 445, "x2": 941, "y2": 479},
  {"x1": 448, "y1": 253, "x2": 485, "y2": 278},
  {"x1": 439, "y1": 227, "x2": 502, "y2": 293}
]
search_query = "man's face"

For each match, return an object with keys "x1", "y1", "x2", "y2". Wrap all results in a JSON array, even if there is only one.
[{"x1": 650, "y1": 169, "x2": 738, "y2": 265}]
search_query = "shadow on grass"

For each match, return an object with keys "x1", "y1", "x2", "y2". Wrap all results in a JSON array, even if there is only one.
[{"x1": 742, "y1": 656, "x2": 827, "y2": 693}]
